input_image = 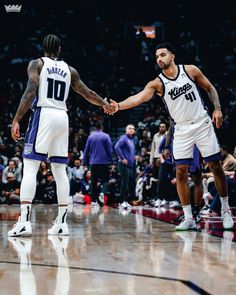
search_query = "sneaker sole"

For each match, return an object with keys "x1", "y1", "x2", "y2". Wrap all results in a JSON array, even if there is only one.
[
  {"x1": 8, "y1": 231, "x2": 32, "y2": 237},
  {"x1": 223, "y1": 225, "x2": 234, "y2": 230},
  {"x1": 175, "y1": 227, "x2": 197, "y2": 231}
]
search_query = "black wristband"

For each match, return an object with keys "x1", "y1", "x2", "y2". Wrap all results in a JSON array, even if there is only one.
[{"x1": 164, "y1": 146, "x2": 170, "y2": 150}]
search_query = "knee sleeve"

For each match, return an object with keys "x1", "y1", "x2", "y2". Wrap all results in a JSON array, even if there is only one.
[
  {"x1": 20, "y1": 159, "x2": 41, "y2": 202},
  {"x1": 51, "y1": 163, "x2": 69, "y2": 205}
]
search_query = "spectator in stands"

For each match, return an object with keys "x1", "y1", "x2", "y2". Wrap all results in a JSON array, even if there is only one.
[
  {"x1": 1, "y1": 172, "x2": 20, "y2": 204},
  {"x1": 149, "y1": 122, "x2": 167, "y2": 180},
  {"x1": 41, "y1": 170, "x2": 57, "y2": 204},
  {"x1": 0, "y1": 151, "x2": 8, "y2": 167},
  {"x1": 153, "y1": 132, "x2": 179, "y2": 208},
  {"x1": 70, "y1": 157, "x2": 84, "y2": 198},
  {"x1": 11, "y1": 156, "x2": 23, "y2": 177},
  {"x1": 35, "y1": 161, "x2": 51, "y2": 203},
  {"x1": 80, "y1": 169, "x2": 92, "y2": 204},
  {"x1": 221, "y1": 145, "x2": 236, "y2": 171},
  {"x1": 2, "y1": 160, "x2": 22, "y2": 184}
]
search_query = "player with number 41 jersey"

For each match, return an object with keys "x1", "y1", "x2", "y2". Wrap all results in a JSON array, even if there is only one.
[{"x1": 158, "y1": 64, "x2": 207, "y2": 123}]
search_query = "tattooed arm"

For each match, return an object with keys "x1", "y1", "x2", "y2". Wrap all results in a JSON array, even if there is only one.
[
  {"x1": 11, "y1": 59, "x2": 41, "y2": 141},
  {"x1": 70, "y1": 66, "x2": 113, "y2": 112}
]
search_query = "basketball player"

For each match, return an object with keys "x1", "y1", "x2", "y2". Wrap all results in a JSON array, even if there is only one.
[
  {"x1": 106, "y1": 42, "x2": 234, "y2": 230},
  {"x1": 8, "y1": 34, "x2": 113, "y2": 236}
]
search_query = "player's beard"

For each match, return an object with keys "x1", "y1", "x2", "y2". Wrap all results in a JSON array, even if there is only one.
[{"x1": 159, "y1": 61, "x2": 170, "y2": 70}]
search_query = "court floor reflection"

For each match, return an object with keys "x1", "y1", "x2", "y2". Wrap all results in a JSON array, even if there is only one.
[{"x1": 0, "y1": 204, "x2": 235, "y2": 294}]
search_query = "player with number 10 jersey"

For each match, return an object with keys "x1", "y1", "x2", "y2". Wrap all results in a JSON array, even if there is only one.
[{"x1": 23, "y1": 57, "x2": 71, "y2": 164}]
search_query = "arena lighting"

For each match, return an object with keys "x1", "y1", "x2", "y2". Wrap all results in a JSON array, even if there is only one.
[
  {"x1": 135, "y1": 25, "x2": 156, "y2": 39},
  {"x1": 125, "y1": 21, "x2": 165, "y2": 41}
]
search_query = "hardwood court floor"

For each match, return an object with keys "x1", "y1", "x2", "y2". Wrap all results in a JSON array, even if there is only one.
[{"x1": 0, "y1": 204, "x2": 235, "y2": 295}]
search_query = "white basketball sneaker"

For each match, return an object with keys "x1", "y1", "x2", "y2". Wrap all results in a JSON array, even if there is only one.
[
  {"x1": 222, "y1": 210, "x2": 234, "y2": 230},
  {"x1": 175, "y1": 218, "x2": 197, "y2": 231},
  {"x1": 48, "y1": 219, "x2": 69, "y2": 236},
  {"x1": 153, "y1": 199, "x2": 161, "y2": 207},
  {"x1": 98, "y1": 193, "x2": 104, "y2": 204},
  {"x1": 120, "y1": 201, "x2": 131, "y2": 209},
  {"x1": 8, "y1": 217, "x2": 32, "y2": 237}
]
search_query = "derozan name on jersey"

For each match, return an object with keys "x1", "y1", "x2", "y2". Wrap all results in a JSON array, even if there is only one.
[
  {"x1": 46, "y1": 67, "x2": 68, "y2": 78},
  {"x1": 168, "y1": 83, "x2": 192, "y2": 100}
]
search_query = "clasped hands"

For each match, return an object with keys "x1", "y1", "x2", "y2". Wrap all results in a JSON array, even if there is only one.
[{"x1": 103, "y1": 98, "x2": 119, "y2": 115}]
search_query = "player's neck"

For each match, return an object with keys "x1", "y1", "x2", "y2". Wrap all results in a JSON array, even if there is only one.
[
  {"x1": 45, "y1": 53, "x2": 58, "y2": 60},
  {"x1": 162, "y1": 64, "x2": 178, "y2": 79}
]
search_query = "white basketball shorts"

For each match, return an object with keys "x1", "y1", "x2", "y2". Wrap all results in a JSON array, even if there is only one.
[
  {"x1": 173, "y1": 115, "x2": 220, "y2": 165},
  {"x1": 23, "y1": 107, "x2": 69, "y2": 164}
]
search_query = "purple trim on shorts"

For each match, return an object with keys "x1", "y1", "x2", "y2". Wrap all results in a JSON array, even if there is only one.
[
  {"x1": 174, "y1": 158, "x2": 193, "y2": 166},
  {"x1": 22, "y1": 108, "x2": 47, "y2": 162},
  {"x1": 203, "y1": 152, "x2": 221, "y2": 163},
  {"x1": 49, "y1": 156, "x2": 69, "y2": 164}
]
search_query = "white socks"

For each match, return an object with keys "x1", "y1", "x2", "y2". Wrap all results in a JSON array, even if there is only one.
[
  {"x1": 220, "y1": 196, "x2": 230, "y2": 211},
  {"x1": 183, "y1": 204, "x2": 193, "y2": 219},
  {"x1": 20, "y1": 204, "x2": 32, "y2": 222},
  {"x1": 57, "y1": 206, "x2": 68, "y2": 224}
]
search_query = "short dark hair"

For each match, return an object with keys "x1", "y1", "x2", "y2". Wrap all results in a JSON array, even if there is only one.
[
  {"x1": 43, "y1": 34, "x2": 61, "y2": 55},
  {"x1": 155, "y1": 42, "x2": 176, "y2": 54},
  {"x1": 95, "y1": 121, "x2": 103, "y2": 129}
]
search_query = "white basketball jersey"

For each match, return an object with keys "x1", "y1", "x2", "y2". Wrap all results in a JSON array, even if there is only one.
[
  {"x1": 36, "y1": 57, "x2": 71, "y2": 111},
  {"x1": 158, "y1": 65, "x2": 207, "y2": 123}
]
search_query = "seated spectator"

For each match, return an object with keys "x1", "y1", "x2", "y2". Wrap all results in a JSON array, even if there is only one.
[
  {"x1": 70, "y1": 158, "x2": 84, "y2": 197},
  {"x1": 136, "y1": 156, "x2": 147, "y2": 179},
  {"x1": 40, "y1": 170, "x2": 57, "y2": 204},
  {"x1": 35, "y1": 161, "x2": 51, "y2": 203},
  {"x1": 2, "y1": 159, "x2": 22, "y2": 184},
  {"x1": 1, "y1": 172, "x2": 20, "y2": 204},
  {"x1": 11, "y1": 156, "x2": 23, "y2": 177},
  {"x1": 202, "y1": 172, "x2": 236, "y2": 215},
  {"x1": 201, "y1": 146, "x2": 236, "y2": 214},
  {"x1": 202, "y1": 145, "x2": 236, "y2": 195},
  {"x1": 221, "y1": 145, "x2": 236, "y2": 171},
  {"x1": 136, "y1": 165, "x2": 157, "y2": 203},
  {"x1": 0, "y1": 152, "x2": 8, "y2": 167},
  {"x1": 153, "y1": 135, "x2": 179, "y2": 207},
  {"x1": 78, "y1": 170, "x2": 92, "y2": 204}
]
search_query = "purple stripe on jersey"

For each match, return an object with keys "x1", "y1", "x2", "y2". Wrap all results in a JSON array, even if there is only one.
[
  {"x1": 49, "y1": 156, "x2": 69, "y2": 164},
  {"x1": 203, "y1": 152, "x2": 221, "y2": 163},
  {"x1": 22, "y1": 108, "x2": 47, "y2": 161}
]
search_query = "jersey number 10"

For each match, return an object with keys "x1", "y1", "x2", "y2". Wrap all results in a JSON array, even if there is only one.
[{"x1": 47, "y1": 78, "x2": 66, "y2": 101}]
